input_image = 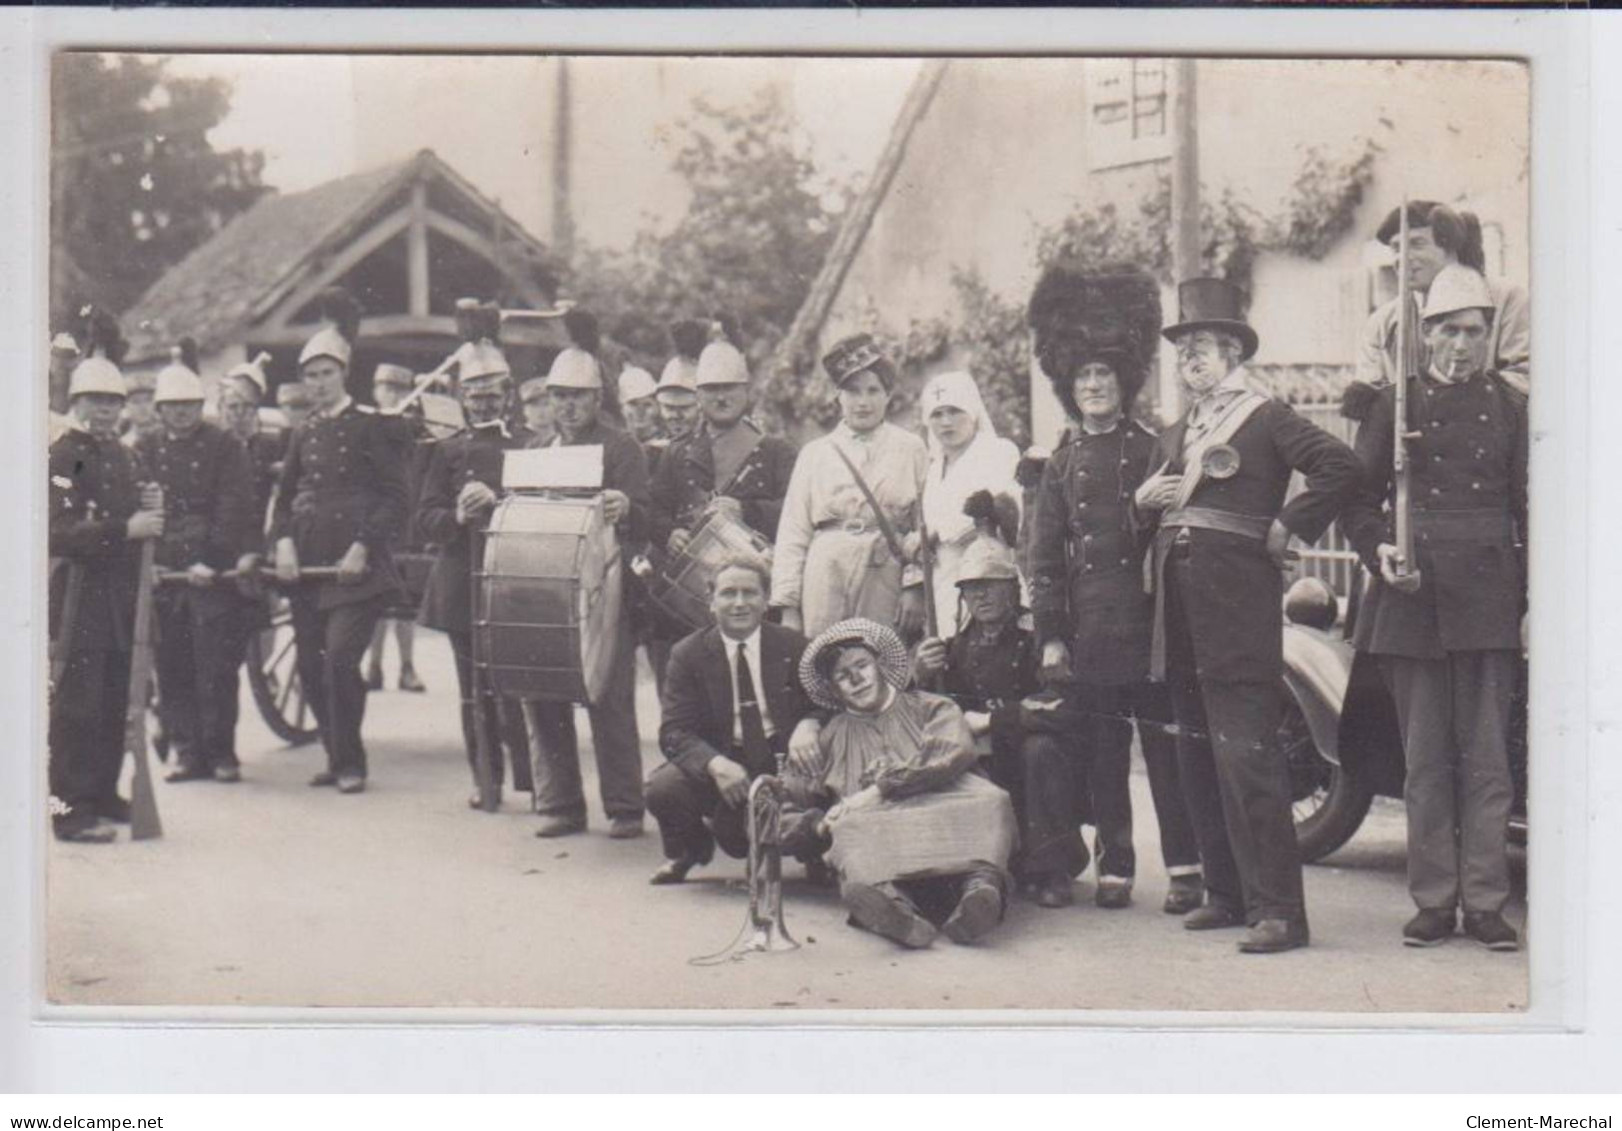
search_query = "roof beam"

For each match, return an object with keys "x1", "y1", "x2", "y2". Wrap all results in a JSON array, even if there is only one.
[
  {"x1": 425, "y1": 210, "x2": 550, "y2": 309},
  {"x1": 408, "y1": 180, "x2": 430, "y2": 318},
  {"x1": 258, "y1": 206, "x2": 411, "y2": 334}
]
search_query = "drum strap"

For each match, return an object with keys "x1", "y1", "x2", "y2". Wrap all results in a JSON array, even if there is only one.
[{"x1": 830, "y1": 442, "x2": 909, "y2": 566}]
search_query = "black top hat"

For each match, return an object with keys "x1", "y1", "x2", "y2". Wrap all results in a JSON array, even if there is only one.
[
  {"x1": 1161, "y1": 277, "x2": 1259, "y2": 362},
  {"x1": 822, "y1": 333, "x2": 897, "y2": 391}
]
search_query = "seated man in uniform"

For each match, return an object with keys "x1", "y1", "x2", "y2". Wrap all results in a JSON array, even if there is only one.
[
  {"x1": 792, "y1": 618, "x2": 1017, "y2": 949},
  {"x1": 646, "y1": 552, "x2": 825, "y2": 884}
]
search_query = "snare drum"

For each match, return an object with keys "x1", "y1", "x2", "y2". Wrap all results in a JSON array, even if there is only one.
[
  {"x1": 649, "y1": 510, "x2": 773, "y2": 632},
  {"x1": 476, "y1": 493, "x2": 623, "y2": 704}
]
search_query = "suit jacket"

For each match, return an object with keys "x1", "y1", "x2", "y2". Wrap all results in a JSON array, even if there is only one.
[
  {"x1": 1339, "y1": 370, "x2": 1527, "y2": 657},
  {"x1": 270, "y1": 400, "x2": 409, "y2": 609},
  {"x1": 649, "y1": 420, "x2": 798, "y2": 548},
  {"x1": 48, "y1": 428, "x2": 143, "y2": 653},
  {"x1": 133, "y1": 422, "x2": 258, "y2": 575},
  {"x1": 1028, "y1": 419, "x2": 1160, "y2": 684},
  {"x1": 415, "y1": 421, "x2": 533, "y2": 634},
  {"x1": 659, "y1": 622, "x2": 815, "y2": 778},
  {"x1": 1146, "y1": 397, "x2": 1360, "y2": 684}
]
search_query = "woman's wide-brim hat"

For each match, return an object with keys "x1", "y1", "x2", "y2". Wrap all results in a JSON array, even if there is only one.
[
  {"x1": 799, "y1": 617, "x2": 912, "y2": 711},
  {"x1": 821, "y1": 333, "x2": 897, "y2": 392},
  {"x1": 1160, "y1": 277, "x2": 1259, "y2": 361}
]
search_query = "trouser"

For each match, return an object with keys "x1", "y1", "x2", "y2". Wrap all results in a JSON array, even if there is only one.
[
  {"x1": 1379, "y1": 651, "x2": 1517, "y2": 915},
  {"x1": 1165, "y1": 556, "x2": 1306, "y2": 926},
  {"x1": 447, "y1": 630, "x2": 534, "y2": 794},
  {"x1": 645, "y1": 739, "x2": 820, "y2": 863},
  {"x1": 288, "y1": 592, "x2": 388, "y2": 779},
  {"x1": 1016, "y1": 732, "x2": 1091, "y2": 880},
  {"x1": 646, "y1": 638, "x2": 672, "y2": 698},
  {"x1": 154, "y1": 588, "x2": 252, "y2": 772},
  {"x1": 846, "y1": 866, "x2": 1009, "y2": 930},
  {"x1": 1072, "y1": 681, "x2": 1203, "y2": 882},
  {"x1": 530, "y1": 607, "x2": 644, "y2": 821},
  {"x1": 49, "y1": 647, "x2": 132, "y2": 830}
]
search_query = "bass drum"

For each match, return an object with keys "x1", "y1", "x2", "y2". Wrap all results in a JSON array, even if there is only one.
[
  {"x1": 649, "y1": 509, "x2": 773, "y2": 632},
  {"x1": 476, "y1": 493, "x2": 623, "y2": 705}
]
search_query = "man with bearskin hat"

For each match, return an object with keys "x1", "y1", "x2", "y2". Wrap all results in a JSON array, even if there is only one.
[
  {"x1": 1135, "y1": 277, "x2": 1360, "y2": 953},
  {"x1": 271, "y1": 292, "x2": 411, "y2": 795},
  {"x1": 1021, "y1": 264, "x2": 1204, "y2": 914},
  {"x1": 527, "y1": 309, "x2": 650, "y2": 840},
  {"x1": 135, "y1": 343, "x2": 261, "y2": 784}
]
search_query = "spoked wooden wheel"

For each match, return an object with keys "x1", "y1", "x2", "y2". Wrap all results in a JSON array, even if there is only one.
[{"x1": 244, "y1": 595, "x2": 320, "y2": 746}]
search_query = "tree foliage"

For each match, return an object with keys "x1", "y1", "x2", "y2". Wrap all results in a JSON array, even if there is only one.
[
  {"x1": 51, "y1": 53, "x2": 269, "y2": 326},
  {"x1": 564, "y1": 88, "x2": 847, "y2": 408}
]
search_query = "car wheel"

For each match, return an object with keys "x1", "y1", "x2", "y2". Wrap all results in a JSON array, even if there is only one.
[{"x1": 1281, "y1": 683, "x2": 1375, "y2": 863}]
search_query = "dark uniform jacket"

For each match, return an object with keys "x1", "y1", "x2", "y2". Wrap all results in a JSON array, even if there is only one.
[
  {"x1": 270, "y1": 400, "x2": 409, "y2": 609},
  {"x1": 415, "y1": 420, "x2": 533, "y2": 634},
  {"x1": 1147, "y1": 398, "x2": 1360, "y2": 685},
  {"x1": 48, "y1": 429, "x2": 143, "y2": 653},
  {"x1": 134, "y1": 423, "x2": 259, "y2": 577},
  {"x1": 938, "y1": 618, "x2": 1041, "y2": 757},
  {"x1": 1029, "y1": 419, "x2": 1160, "y2": 685},
  {"x1": 1340, "y1": 370, "x2": 1527, "y2": 658},
  {"x1": 529, "y1": 414, "x2": 651, "y2": 554},
  {"x1": 659, "y1": 622, "x2": 814, "y2": 778},
  {"x1": 648, "y1": 420, "x2": 799, "y2": 548},
  {"x1": 242, "y1": 429, "x2": 286, "y2": 535}
]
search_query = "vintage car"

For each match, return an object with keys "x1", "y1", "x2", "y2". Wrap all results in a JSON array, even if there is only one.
[{"x1": 1280, "y1": 577, "x2": 1528, "y2": 862}]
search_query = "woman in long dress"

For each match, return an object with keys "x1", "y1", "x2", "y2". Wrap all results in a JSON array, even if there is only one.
[
  {"x1": 772, "y1": 334, "x2": 927, "y2": 640},
  {"x1": 790, "y1": 617, "x2": 1016, "y2": 949},
  {"x1": 917, "y1": 370, "x2": 1022, "y2": 637}
]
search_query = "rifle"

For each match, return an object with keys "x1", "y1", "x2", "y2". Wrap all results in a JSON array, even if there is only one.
[
  {"x1": 125, "y1": 539, "x2": 163, "y2": 841},
  {"x1": 1391, "y1": 198, "x2": 1418, "y2": 583}
]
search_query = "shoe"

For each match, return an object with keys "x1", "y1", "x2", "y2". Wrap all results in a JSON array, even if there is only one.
[
  {"x1": 1402, "y1": 907, "x2": 1457, "y2": 948},
  {"x1": 1238, "y1": 918, "x2": 1310, "y2": 954},
  {"x1": 1163, "y1": 875, "x2": 1205, "y2": 915},
  {"x1": 803, "y1": 858, "x2": 837, "y2": 888},
  {"x1": 841, "y1": 882, "x2": 936, "y2": 949},
  {"x1": 398, "y1": 668, "x2": 426, "y2": 693},
  {"x1": 54, "y1": 819, "x2": 118, "y2": 844},
  {"x1": 649, "y1": 858, "x2": 701, "y2": 885},
  {"x1": 1034, "y1": 875, "x2": 1074, "y2": 909},
  {"x1": 942, "y1": 882, "x2": 1005, "y2": 944},
  {"x1": 468, "y1": 789, "x2": 503, "y2": 811},
  {"x1": 336, "y1": 774, "x2": 367, "y2": 794},
  {"x1": 1095, "y1": 876, "x2": 1134, "y2": 910},
  {"x1": 165, "y1": 763, "x2": 211, "y2": 783},
  {"x1": 1183, "y1": 902, "x2": 1245, "y2": 931},
  {"x1": 213, "y1": 765, "x2": 242, "y2": 783},
  {"x1": 309, "y1": 771, "x2": 339, "y2": 788},
  {"x1": 364, "y1": 668, "x2": 383, "y2": 691},
  {"x1": 608, "y1": 815, "x2": 645, "y2": 840},
  {"x1": 534, "y1": 814, "x2": 587, "y2": 838},
  {"x1": 95, "y1": 797, "x2": 132, "y2": 824},
  {"x1": 1462, "y1": 911, "x2": 1520, "y2": 952}
]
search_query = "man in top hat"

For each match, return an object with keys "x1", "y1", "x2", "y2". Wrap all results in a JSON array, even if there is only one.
[
  {"x1": 1024, "y1": 264, "x2": 1204, "y2": 914},
  {"x1": 1134, "y1": 277, "x2": 1360, "y2": 954},
  {"x1": 49, "y1": 354, "x2": 165, "y2": 841},
  {"x1": 271, "y1": 325, "x2": 411, "y2": 794},
  {"x1": 363, "y1": 362, "x2": 429, "y2": 694},
  {"x1": 527, "y1": 334, "x2": 651, "y2": 839},
  {"x1": 135, "y1": 352, "x2": 260, "y2": 784},
  {"x1": 415, "y1": 341, "x2": 536, "y2": 809},
  {"x1": 1339, "y1": 264, "x2": 1527, "y2": 952}
]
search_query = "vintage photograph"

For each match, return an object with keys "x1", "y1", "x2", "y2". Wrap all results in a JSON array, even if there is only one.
[{"x1": 43, "y1": 52, "x2": 1530, "y2": 1013}]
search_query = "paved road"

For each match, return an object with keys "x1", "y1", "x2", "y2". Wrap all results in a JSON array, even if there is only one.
[{"x1": 48, "y1": 634, "x2": 1528, "y2": 1014}]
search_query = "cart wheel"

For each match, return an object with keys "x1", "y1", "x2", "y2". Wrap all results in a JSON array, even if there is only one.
[
  {"x1": 244, "y1": 596, "x2": 320, "y2": 746},
  {"x1": 1282, "y1": 683, "x2": 1373, "y2": 863}
]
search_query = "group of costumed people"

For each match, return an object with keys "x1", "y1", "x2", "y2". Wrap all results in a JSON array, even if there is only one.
[{"x1": 47, "y1": 198, "x2": 1527, "y2": 957}]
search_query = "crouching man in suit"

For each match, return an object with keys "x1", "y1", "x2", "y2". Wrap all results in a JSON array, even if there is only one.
[{"x1": 646, "y1": 552, "x2": 827, "y2": 884}]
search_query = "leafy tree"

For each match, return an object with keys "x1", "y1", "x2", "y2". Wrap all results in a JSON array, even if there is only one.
[
  {"x1": 51, "y1": 53, "x2": 269, "y2": 326},
  {"x1": 564, "y1": 88, "x2": 848, "y2": 420}
]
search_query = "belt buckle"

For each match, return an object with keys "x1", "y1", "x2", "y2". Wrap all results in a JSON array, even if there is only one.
[{"x1": 842, "y1": 517, "x2": 869, "y2": 535}]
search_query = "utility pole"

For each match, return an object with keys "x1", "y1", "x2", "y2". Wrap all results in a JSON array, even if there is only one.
[
  {"x1": 551, "y1": 56, "x2": 575, "y2": 266},
  {"x1": 1167, "y1": 57, "x2": 1201, "y2": 417}
]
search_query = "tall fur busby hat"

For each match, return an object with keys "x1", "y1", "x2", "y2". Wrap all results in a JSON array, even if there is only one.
[{"x1": 1027, "y1": 261, "x2": 1161, "y2": 421}]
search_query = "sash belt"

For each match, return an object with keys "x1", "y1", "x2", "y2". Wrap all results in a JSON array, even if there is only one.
[{"x1": 1160, "y1": 505, "x2": 1272, "y2": 541}]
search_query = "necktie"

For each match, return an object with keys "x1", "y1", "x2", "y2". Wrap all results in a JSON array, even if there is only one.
[{"x1": 736, "y1": 642, "x2": 771, "y2": 776}]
